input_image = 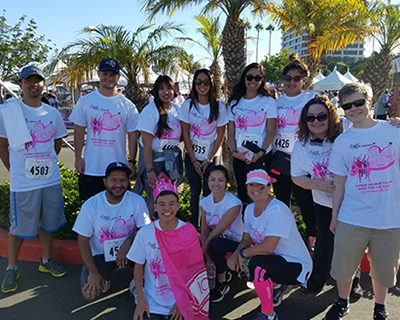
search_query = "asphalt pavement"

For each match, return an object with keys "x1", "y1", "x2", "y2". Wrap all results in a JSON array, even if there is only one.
[{"x1": 1, "y1": 257, "x2": 399, "y2": 320}]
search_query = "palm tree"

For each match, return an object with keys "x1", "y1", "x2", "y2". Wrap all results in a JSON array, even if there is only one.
[
  {"x1": 265, "y1": 24, "x2": 275, "y2": 57},
  {"x1": 255, "y1": 23, "x2": 264, "y2": 62},
  {"x1": 54, "y1": 23, "x2": 189, "y2": 110},
  {"x1": 178, "y1": 14, "x2": 223, "y2": 99},
  {"x1": 141, "y1": 0, "x2": 269, "y2": 96},
  {"x1": 362, "y1": 2, "x2": 400, "y2": 104},
  {"x1": 254, "y1": 0, "x2": 373, "y2": 88}
]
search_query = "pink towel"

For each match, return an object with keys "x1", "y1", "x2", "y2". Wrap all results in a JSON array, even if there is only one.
[{"x1": 155, "y1": 222, "x2": 209, "y2": 320}]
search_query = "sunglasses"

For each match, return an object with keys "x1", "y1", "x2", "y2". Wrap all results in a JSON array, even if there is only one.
[
  {"x1": 245, "y1": 75, "x2": 263, "y2": 82},
  {"x1": 195, "y1": 79, "x2": 211, "y2": 86},
  {"x1": 340, "y1": 98, "x2": 366, "y2": 111},
  {"x1": 283, "y1": 75, "x2": 303, "y2": 82},
  {"x1": 306, "y1": 113, "x2": 329, "y2": 123}
]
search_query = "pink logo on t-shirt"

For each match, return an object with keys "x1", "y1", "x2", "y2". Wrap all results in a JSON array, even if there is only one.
[
  {"x1": 98, "y1": 217, "x2": 136, "y2": 244},
  {"x1": 149, "y1": 257, "x2": 167, "y2": 280},
  {"x1": 252, "y1": 230, "x2": 265, "y2": 244},
  {"x1": 90, "y1": 111, "x2": 122, "y2": 136},
  {"x1": 276, "y1": 108, "x2": 301, "y2": 129},
  {"x1": 208, "y1": 214, "x2": 232, "y2": 231},
  {"x1": 25, "y1": 123, "x2": 55, "y2": 151},
  {"x1": 311, "y1": 159, "x2": 329, "y2": 179},
  {"x1": 235, "y1": 110, "x2": 266, "y2": 132},
  {"x1": 160, "y1": 122, "x2": 181, "y2": 139},
  {"x1": 190, "y1": 119, "x2": 217, "y2": 138},
  {"x1": 350, "y1": 145, "x2": 395, "y2": 182}
]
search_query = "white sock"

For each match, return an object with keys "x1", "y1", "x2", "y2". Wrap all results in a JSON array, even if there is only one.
[{"x1": 42, "y1": 259, "x2": 48, "y2": 264}]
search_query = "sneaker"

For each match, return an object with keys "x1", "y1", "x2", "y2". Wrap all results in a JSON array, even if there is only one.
[
  {"x1": 1, "y1": 267, "x2": 19, "y2": 293},
  {"x1": 102, "y1": 280, "x2": 111, "y2": 293},
  {"x1": 374, "y1": 308, "x2": 389, "y2": 320},
  {"x1": 273, "y1": 284, "x2": 293, "y2": 307},
  {"x1": 38, "y1": 258, "x2": 67, "y2": 277},
  {"x1": 210, "y1": 281, "x2": 230, "y2": 303},
  {"x1": 226, "y1": 271, "x2": 233, "y2": 283},
  {"x1": 253, "y1": 312, "x2": 278, "y2": 320},
  {"x1": 324, "y1": 300, "x2": 349, "y2": 320}
]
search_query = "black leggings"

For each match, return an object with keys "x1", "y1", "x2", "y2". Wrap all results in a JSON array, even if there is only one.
[
  {"x1": 248, "y1": 255, "x2": 303, "y2": 285},
  {"x1": 270, "y1": 172, "x2": 317, "y2": 237},
  {"x1": 208, "y1": 237, "x2": 239, "y2": 274}
]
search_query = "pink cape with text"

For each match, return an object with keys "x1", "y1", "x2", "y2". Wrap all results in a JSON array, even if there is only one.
[{"x1": 155, "y1": 222, "x2": 209, "y2": 320}]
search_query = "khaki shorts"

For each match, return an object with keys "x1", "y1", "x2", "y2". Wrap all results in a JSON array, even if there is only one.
[
  {"x1": 9, "y1": 184, "x2": 66, "y2": 238},
  {"x1": 331, "y1": 221, "x2": 400, "y2": 288}
]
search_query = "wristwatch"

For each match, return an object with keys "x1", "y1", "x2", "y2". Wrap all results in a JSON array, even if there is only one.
[{"x1": 260, "y1": 148, "x2": 267, "y2": 155}]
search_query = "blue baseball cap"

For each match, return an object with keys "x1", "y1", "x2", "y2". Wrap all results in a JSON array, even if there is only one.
[
  {"x1": 19, "y1": 66, "x2": 45, "y2": 81},
  {"x1": 105, "y1": 162, "x2": 131, "y2": 177},
  {"x1": 98, "y1": 58, "x2": 120, "y2": 74}
]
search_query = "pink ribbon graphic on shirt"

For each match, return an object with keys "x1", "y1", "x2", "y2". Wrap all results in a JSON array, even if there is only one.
[
  {"x1": 252, "y1": 230, "x2": 266, "y2": 244},
  {"x1": 190, "y1": 119, "x2": 217, "y2": 138},
  {"x1": 25, "y1": 123, "x2": 55, "y2": 151},
  {"x1": 90, "y1": 111, "x2": 122, "y2": 136},
  {"x1": 98, "y1": 217, "x2": 136, "y2": 244},
  {"x1": 311, "y1": 159, "x2": 330, "y2": 179},
  {"x1": 235, "y1": 110, "x2": 266, "y2": 132},
  {"x1": 276, "y1": 108, "x2": 301, "y2": 129},
  {"x1": 160, "y1": 122, "x2": 181, "y2": 139},
  {"x1": 350, "y1": 145, "x2": 395, "y2": 182}
]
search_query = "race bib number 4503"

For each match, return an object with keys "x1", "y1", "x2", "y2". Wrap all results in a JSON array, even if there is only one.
[{"x1": 25, "y1": 159, "x2": 53, "y2": 179}]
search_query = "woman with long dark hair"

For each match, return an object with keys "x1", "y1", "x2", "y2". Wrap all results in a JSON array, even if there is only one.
[
  {"x1": 134, "y1": 75, "x2": 183, "y2": 215},
  {"x1": 179, "y1": 69, "x2": 227, "y2": 228},
  {"x1": 227, "y1": 63, "x2": 276, "y2": 205}
]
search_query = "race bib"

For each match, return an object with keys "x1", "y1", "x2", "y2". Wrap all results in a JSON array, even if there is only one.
[
  {"x1": 274, "y1": 133, "x2": 296, "y2": 153},
  {"x1": 192, "y1": 138, "x2": 211, "y2": 160},
  {"x1": 25, "y1": 158, "x2": 53, "y2": 179},
  {"x1": 159, "y1": 139, "x2": 179, "y2": 151},
  {"x1": 237, "y1": 133, "x2": 263, "y2": 148},
  {"x1": 104, "y1": 238, "x2": 125, "y2": 262}
]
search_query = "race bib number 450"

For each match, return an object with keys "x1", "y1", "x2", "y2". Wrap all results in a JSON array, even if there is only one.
[
  {"x1": 104, "y1": 238, "x2": 125, "y2": 262},
  {"x1": 25, "y1": 159, "x2": 52, "y2": 179}
]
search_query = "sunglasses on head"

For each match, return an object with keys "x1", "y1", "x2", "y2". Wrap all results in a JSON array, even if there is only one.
[
  {"x1": 283, "y1": 75, "x2": 303, "y2": 82},
  {"x1": 340, "y1": 98, "x2": 366, "y2": 111},
  {"x1": 245, "y1": 75, "x2": 263, "y2": 82},
  {"x1": 195, "y1": 79, "x2": 211, "y2": 86},
  {"x1": 306, "y1": 113, "x2": 329, "y2": 123}
]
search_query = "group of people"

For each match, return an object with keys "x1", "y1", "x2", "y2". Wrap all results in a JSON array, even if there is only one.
[{"x1": 0, "y1": 54, "x2": 399, "y2": 320}]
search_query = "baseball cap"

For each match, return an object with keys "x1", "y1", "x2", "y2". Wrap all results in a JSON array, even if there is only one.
[
  {"x1": 246, "y1": 169, "x2": 277, "y2": 185},
  {"x1": 98, "y1": 58, "x2": 120, "y2": 74},
  {"x1": 105, "y1": 162, "x2": 131, "y2": 177},
  {"x1": 19, "y1": 66, "x2": 45, "y2": 81}
]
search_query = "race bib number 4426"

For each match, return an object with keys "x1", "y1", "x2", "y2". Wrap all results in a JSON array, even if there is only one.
[{"x1": 25, "y1": 159, "x2": 53, "y2": 179}]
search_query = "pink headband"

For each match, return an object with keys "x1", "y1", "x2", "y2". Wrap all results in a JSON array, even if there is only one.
[{"x1": 246, "y1": 170, "x2": 277, "y2": 184}]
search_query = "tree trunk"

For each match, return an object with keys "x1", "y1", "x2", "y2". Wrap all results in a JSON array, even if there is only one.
[
  {"x1": 303, "y1": 55, "x2": 320, "y2": 91},
  {"x1": 362, "y1": 49, "x2": 393, "y2": 105},
  {"x1": 210, "y1": 60, "x2": 222, "y2": 101},
  {"x1": 125, "y1": 81, "x2": 149, "y2": 112}
]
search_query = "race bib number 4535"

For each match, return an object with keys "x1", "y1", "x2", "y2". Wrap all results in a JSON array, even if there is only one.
[{"x1": 25, "y1": 159, "x2": 52, "y2": 179}]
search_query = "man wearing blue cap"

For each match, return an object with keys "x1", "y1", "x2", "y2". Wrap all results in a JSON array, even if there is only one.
[
  {"x1": 0, "y1": 66, "x2": 68, "y2": 293},
  {"x1": 72, "y1": 162, "x2": 150, "y2": 301},
  {"x1": 69, "y1": 58, "x2": 139, "y2": 201}
]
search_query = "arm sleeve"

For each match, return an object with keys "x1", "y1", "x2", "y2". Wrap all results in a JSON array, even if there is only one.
[
  {"x1": 72, "y1": 202, "x2": 94, "y2": 238},
  {"x1": 126, "y1": 228, "x2": 146, "y2": 264},
  {"x1": 135, "y1": 197, "x2": 151, "y2": 228},
  {"x1": 264, "y1": 205, "x2": 291, "y2": 239},
  {"x1": 68, "y1": 98, "x2": 87, "y2": 127},
  {"x1": 217, "y1": 102, "x2": 229, "y2": 126},
  {"x1": 328, "y1": 139, "x2": 348, "y2": 176},
  {"x1": 136, "y1": 103, "x2": 158, "y2": 136},
  {"x1": 0, "y1": 110, "x2": 7, "y2": 138},
  {"x1": 178, "y1": 100, "x2": 190, "y2": 124},
  {"x1": 126, "y1": 102, "x2": 139, "y2": 132},
  {"x1": 54, "y1": 110, "x2": 68, "y2": 139},
  {"x1": 291, "y1": 141, "x2": 308, "y2": 177},
  {"x1": 265, "y1": 98, "x2": 277, "y2": 119}
]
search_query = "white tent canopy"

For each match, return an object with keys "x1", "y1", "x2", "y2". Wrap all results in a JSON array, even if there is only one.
[
  {"x1": 313, "y1": 66, "x2": 353, "y2": 91},
  {"x1": 312, "y1": 70, "x2": 325, "y2": 84},
  {"x1": 343, "y1": 68, "x2": 358, "y2": 82}
]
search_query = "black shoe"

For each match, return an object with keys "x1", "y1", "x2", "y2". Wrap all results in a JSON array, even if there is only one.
[
  {"x1": 273, "y1": 284, "x2": 293, "y2": 307},
  {"x1": 324, "y1": 300, "x2": 349, "y2": 320},
  {"x1": 374, "y1": 308, "x2": 389, "y2": 320},
  {"x1": 210, "y1": 281, "x2": 230, "y2": 303}
]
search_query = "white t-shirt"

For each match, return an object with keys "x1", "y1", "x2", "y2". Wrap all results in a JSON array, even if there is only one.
[
  {"x1": 243, "y1": 199, "x2": 312, "y2": 284},
  {"x1": 127, "y1": 219, "x2": 186, "y2": 315},
  {"x1": 291, "y1": 139, "x2": 334, "y2": 208},
  {"x1": 200, "y1": 191, "x2": 243, "y2": 242},
  {"x1": 228, "y1": 95, "x2": 277, "y2": 153},
  {"x1": 69, "y1": 90, "x2": 138, "y2": 176},
  {"x1": 274, "y1": 92, "x2": 317, "y2": 154},
  {"x1": 329, "y1": 121, "x2": 400, "y2": 229},
  {"x1": 137, "y1": 101, "x2": 182, "y2": 162},
  {"x1": 0, "y1": 102, "x2": 67, "y2": 192},
  {"x1": 72, "y1": 190, "x2": 150, "y2": 256},
  {"x1": 179, "y1": 100, "x2": 228, "y2": 160}
]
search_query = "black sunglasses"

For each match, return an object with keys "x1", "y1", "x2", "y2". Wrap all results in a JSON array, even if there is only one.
[
  {"x1": 283, "y1": 75, "x2": 303, "y2": 82},
  {"x1": 306, "y1": 113, "x2": 329, "y2": 123},
  {"x1": 195, "y1": 79, "x2": 211, "y2": 86},
  {"x1": 340, "y1": 98, "x2": 366, "y2": 111},
  {"x1": 245, "y1": 75, "x2": 263, "y2": 82}
]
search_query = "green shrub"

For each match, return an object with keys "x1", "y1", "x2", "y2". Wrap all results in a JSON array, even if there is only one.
[{"x1": 0, "y1": 181, "x2": 10, "y2": 230}]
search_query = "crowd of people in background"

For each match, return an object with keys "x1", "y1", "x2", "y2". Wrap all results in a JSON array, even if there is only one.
[{"x1": 1, "y1": 54, "x2": 400, "y2": 320}]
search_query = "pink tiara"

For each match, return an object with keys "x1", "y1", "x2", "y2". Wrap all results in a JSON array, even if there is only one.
[{"x1": 152, "y1": 173, "x2": 178, "y2": 199}]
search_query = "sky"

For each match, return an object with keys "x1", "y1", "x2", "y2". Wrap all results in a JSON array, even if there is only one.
[{"x1": 2, "y1": 0, "x2": 400, "y2": 71}]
